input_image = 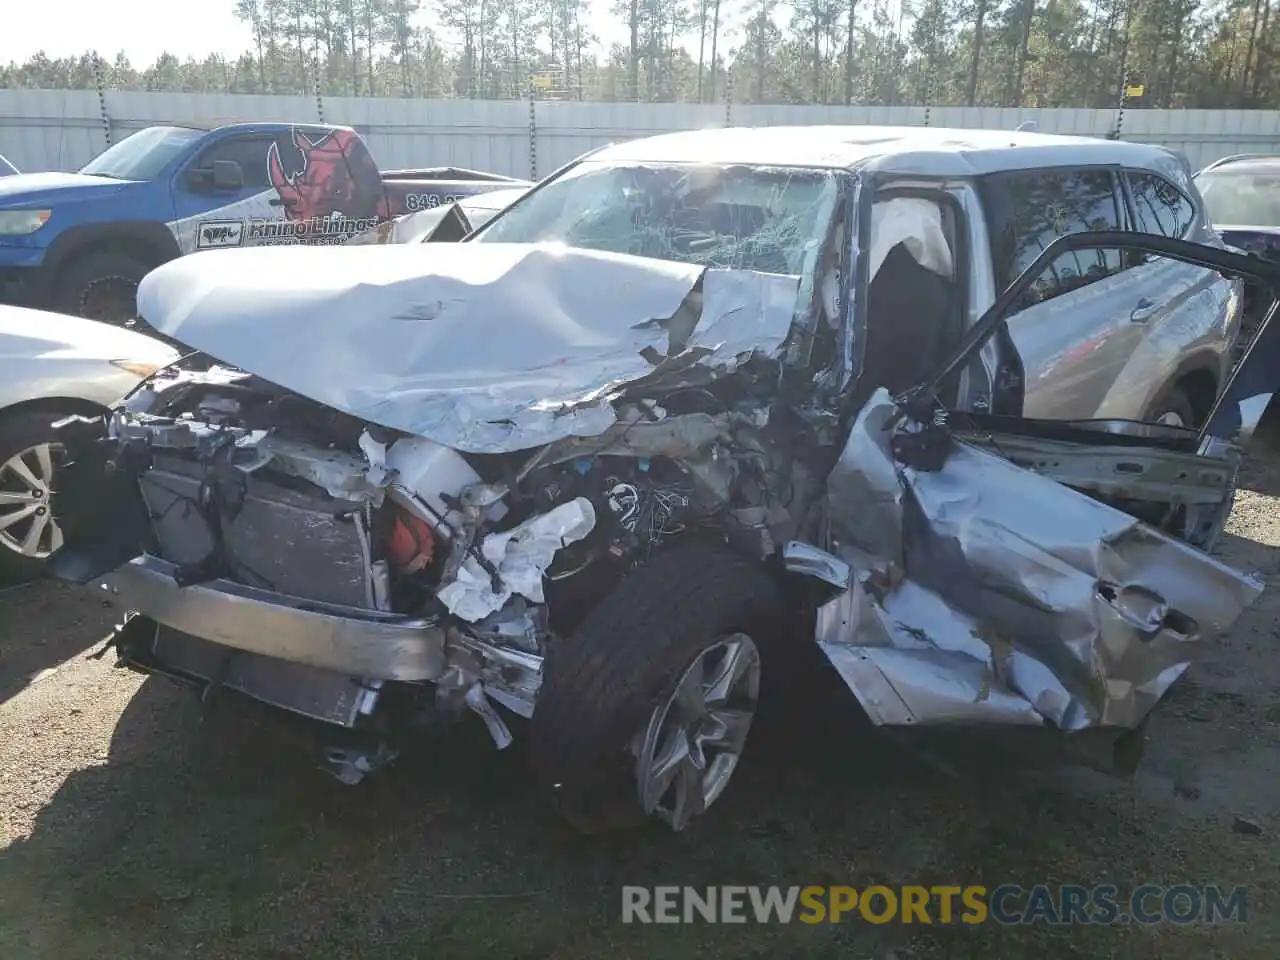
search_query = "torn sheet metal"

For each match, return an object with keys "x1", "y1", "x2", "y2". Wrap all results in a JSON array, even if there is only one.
[
  {"x1": 952, "y1": 429, "x2": 1236, "y2": 507},
  {"x1": 823, "y1": 391, "x2": 907, "y2": 570},
  {"x1": 437, "y1": 497, "x2": 597, "y2": 622},
  {"x1": 816, "y1": 389, "x2": 1264, "y2": 731},
  {"x1": 809, "y1": 546, "x2": 1044, "y2": 725},
  {"x1": 115, "y1": 411, "x2": 387, "y2": 504},
  {"x1": 781, "y1": 541, "x2": 851, "y2": 589},
  {"x1": 345, "y1": 207, "x2": 453, "y2": 246},
  {"x1": 245, "y1": 435, "x2": 387, "y2": 503},
  {"x1": 346, "y1": 187, "x2": 529, "y2": 245},
  {"x1": 136, "y1": 242, "x2": 800, "y2": 455}
]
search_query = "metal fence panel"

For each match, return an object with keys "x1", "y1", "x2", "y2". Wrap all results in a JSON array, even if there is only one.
[{"x1": 3, "y1": 89, "x2": 1280, "y2": 178}]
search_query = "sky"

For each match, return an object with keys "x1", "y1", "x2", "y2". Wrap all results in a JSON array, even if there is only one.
[
  {"x1": 0, "y1": 0, "x2": 642, "y2": 68},
  {"x1": 0, "y1": 0, "x2": 254, "y2": 65}
]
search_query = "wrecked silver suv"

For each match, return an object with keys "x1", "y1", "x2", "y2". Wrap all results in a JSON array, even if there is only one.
[{"x1": 50, "y1": 135, "x2": 1279, "y2": 835}]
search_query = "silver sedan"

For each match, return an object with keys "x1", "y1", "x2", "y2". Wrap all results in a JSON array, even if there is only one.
[{"x1": 0, "y1": 306, "x2": 178, "y2": 578}]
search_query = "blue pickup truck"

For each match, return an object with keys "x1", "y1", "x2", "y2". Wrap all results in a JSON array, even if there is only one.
[{"x1": 0, "y1": 121, "x2": 529, "y2": 323}]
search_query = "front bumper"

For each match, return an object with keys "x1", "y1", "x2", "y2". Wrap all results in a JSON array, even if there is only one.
[{"x1": 101, "y1": 554, "x2": 448, "y2": 682}]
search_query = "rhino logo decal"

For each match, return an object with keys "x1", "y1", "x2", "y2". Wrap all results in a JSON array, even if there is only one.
[{"x1": 267, "y1": 127, "x2": 390, "y2": 224}]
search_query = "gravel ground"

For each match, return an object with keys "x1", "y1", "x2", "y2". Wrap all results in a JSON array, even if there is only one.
[{"x1": 0, "y1": 451, "x2": 1277, "y2": 959}]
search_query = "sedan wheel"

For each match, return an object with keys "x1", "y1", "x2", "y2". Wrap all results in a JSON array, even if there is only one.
[
  {"x1": 0, "y1": 441, "x2": 66, "y2": 560},
  {"x1": 634, "y1": 633, "x2": 762, "y2": 831}
]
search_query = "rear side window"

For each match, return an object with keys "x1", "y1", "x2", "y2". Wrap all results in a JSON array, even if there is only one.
[
  {"x1": 983, "y1": 168, "x2": 1126, "y2": 305},
  {"x1": 191, "y1": 135, "x2": 277, "y2": 189},
  {"x1": 1126, "y1": 172, "x2": 1195, "y2": 238}
]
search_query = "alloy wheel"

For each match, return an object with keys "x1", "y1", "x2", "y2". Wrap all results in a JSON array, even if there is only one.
[
  {"x1": 0, "y1": 442, "x2": 66, "y2": 559},
  {"x1": 632, "y1": 632, "x2": 761, "y2": 831}
]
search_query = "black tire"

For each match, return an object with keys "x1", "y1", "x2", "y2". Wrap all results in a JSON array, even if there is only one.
[
  {"x1": 528, "y1": 540, "x2": 784, "y2": 834},
  {"x1": 0, "y1": 411, "x2": 74, "y2": 582},
  {"x1": 1145, "y1": 384, "x2": 1197, "y2": 429},
  {"x1": 53, "y1": 251, "x2": 151, "y2": 324}
]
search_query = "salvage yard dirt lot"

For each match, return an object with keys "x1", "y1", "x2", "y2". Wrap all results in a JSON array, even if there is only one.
[{"x1": 1, "y1": 457, "x2": 1278, "y2": 959}]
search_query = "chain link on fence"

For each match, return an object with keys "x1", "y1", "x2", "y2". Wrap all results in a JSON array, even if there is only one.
[
  {"x1": 922, "y1": 29, "x2": 939, "y2": 126},
  {"x1": 528, "y1": 82, "x2": 538, "y2": 180},
  {"x1": 1110, "y1": 0, "x2": 1135, "y2": 139},
  {"x1": 92, "y1": 54, "x2": 112, "y2": 146},
  {"x1": 724, "y1": 67, "x2": 734, "y2": 126},
  {"x1": 314, "y1": 55, "x2": 325, "y2": 124},
  {"x1": 1111, "y1": 70, "x2": 1131, "y2": 141}
]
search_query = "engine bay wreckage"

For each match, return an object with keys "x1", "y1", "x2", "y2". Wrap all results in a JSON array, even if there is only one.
[{"x1": 50, "y1": 230, "x2": 1280, "y2": 833}]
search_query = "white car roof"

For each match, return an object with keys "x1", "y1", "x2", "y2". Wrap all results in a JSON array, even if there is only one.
[{"x1": 590, "y1": 126, "x2": 1191, "y2": 185}]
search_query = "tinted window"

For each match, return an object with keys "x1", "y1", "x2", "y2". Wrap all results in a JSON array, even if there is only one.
[
  {"x1": 1128, "y1": 172, "x2": 1195, "y2": 238},
  {"x1": 191, "y1": 135, "x2": 277, "y2": 188},
  {"x1": 986, "y1": 168, "x2": 1126, "y2": 306}
]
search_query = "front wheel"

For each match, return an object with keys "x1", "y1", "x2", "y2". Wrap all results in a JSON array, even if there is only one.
[
  {"x1": 0, "y1": 411, "x2": 73, "y2": 580},
  {"x1": 53, "y1": 251, "x2": 151, "y2": 325},
  {"x1": 528, "y1": 541, "x2": 783, "y2": 834}
]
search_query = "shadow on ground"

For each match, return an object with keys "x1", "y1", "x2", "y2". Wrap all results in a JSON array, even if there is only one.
[
  {"x1": 1239, "y1": 432, "x2": 1280, "y2": 497},
  {"x1": 1, "y1": 638, "x2": 1271, "y2": 960},
  {"x1": 0, "y1": 580, "x2": 116, "y2": 706}
]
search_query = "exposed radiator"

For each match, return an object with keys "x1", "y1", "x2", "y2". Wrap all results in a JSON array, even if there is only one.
[{"x1": 138, "y1": 455, "x2": 373, "y2": 608}]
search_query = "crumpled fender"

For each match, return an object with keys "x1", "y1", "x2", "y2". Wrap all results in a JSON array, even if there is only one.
[{"x1": 791, "y1": 390, "x2": 1264, "y2": 733}]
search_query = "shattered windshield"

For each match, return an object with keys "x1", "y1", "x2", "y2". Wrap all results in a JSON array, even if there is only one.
[{"x1": 473, "y1": 160, "x2": 840, "y2": 275}]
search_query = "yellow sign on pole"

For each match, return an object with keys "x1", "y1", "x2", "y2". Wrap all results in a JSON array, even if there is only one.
[{"x1": 1125, "y1": 84, "x2": 1145, "y2": 98}]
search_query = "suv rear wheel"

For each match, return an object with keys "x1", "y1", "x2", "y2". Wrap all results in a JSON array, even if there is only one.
[
  {"x1": 54, "y1": 251, "x2": 151, "y2": 325},
  {"x1": 1145, "y1": 384, "x2": 1197, "y2": 429}
]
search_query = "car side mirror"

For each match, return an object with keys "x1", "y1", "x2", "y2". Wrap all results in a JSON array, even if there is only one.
[{"x1": 211, "y1": 160, "x2": 244, "y2": 191}]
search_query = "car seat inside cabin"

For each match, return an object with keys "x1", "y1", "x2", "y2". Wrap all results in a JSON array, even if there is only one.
[{"x1": 825, "y1": 196, "x2": 958, "y2": 408}]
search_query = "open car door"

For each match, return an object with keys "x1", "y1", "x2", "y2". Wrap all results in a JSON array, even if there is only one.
[{"x1": 793, "y1": 231, "x2": 1279, "y2": 770}]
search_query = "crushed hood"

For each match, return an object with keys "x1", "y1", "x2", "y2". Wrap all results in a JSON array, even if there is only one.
[{"x1": 137, "y1": 242, "x2": 800, "y2": 454}]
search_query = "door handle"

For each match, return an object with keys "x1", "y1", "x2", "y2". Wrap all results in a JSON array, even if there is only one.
[{"x1": 1130, "y1": 297, "x2": 1158, "y2": 324}]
